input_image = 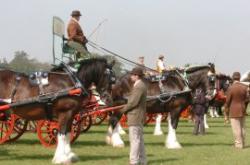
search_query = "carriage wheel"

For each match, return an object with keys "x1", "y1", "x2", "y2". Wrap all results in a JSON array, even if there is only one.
[
  {"x1": 0, "y1": 113, "x2": 15, "y2": 144},
  {"x1": 92, "y1": 112, "x2": 107, "y2": 125},
  {"x1": 80, "y1": 115, "x2": 92, "y2": 133},
  {"x1": 37, "y1": 120, "x2": 58, "y2": 147},
  {"x1": 144, "y1": 113, "x2": 155, "y2": 125},
  {"x1": 37, "y1": 115, "x2": 81, "y2": 147},
  {"x1": 26, "y1": 121, "x2": 37, "y2": 132},
  {"x1": 5, "y1": 115, "x2": 28, "y2": 143},
  {"x1": 120, "y1": 115, "x2": 128, "y2": 128}
]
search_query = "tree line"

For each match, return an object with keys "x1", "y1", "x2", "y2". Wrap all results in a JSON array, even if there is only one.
[{"x1": 0, "y1": 51, "x2": 124, "y2": 76}]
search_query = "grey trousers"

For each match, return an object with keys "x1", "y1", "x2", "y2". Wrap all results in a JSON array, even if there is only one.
[
  {"x1": 67, "y1": 41, "x2": 90, "y2": 60},
  {"x1": 129, "y1": 125, "x2": 147, "y2": 165},
  {"x1": 230, "y1": 117, "x2": 246, "y2": 148}
]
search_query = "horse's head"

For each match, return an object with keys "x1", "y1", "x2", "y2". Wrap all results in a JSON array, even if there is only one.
[
  {"x1": 215, "y1": 74, "x2": 232, "y2": 92},
  {"x1": 186, "y1": 65, "x2": 215, "y2": 99},
  {"x1": 77, "y1": 58, "x2": 116, "y2": 94}
]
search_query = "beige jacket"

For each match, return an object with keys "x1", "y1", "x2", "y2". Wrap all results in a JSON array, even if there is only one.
[{"x1": 120, "y1": 79, "x2": 147, "y2": 126}]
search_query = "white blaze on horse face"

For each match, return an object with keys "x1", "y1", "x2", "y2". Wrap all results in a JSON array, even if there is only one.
[
  {"x1": 166, "y1": 113, "x2": 182, "y2": 149},
  {"x1": 154, "y1": 114, "x2": 163, "y2": 136}
]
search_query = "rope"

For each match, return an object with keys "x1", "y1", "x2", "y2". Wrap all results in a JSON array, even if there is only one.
[{"x1": 87, "y1": 40, "x2": 158, "y2": 72}]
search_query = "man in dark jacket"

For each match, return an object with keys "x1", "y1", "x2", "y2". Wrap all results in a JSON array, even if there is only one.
[
  {"x1": 120, "y1": 67, "x2": 147, "y2": 165},
  {"x1": 192, "y1": 87, "x2": 207, "y2": 135},
  {"x1": 225, "y1": 72, "x2": 249, "y2": 149},
  {"x1": 67, "y1": 10, "x2": 89, "y2": 60}
]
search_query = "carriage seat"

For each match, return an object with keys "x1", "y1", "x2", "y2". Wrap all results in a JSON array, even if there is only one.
[
  {"x1": 29, "y1": 72, "x2": 49, "y2": 86},
  {"x1": 62, "y1": 43, "x2": 76, "y2": 54}
]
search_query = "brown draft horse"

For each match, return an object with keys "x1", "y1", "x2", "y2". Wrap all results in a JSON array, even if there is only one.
[
  {"x1": 0, "y1": 58, "x2": 114, "y2": 164},
  {"x1": 106, "y1": 64, "x2": 214, "y2": 149},
  {"x1": 207, "y1": 74, "x2": 232, "y2": 116}
]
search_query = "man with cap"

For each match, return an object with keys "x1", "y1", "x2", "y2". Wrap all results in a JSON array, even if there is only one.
[
  {"x1": 156, "y1": 54, "x2": 166, "y2": 73},
  {"x1": 225, "y1": 72, "x2": 249, "y2": 149},
  {"x1": 120, "y1": 67, "x2": 147, "y2": 165},
  {"x1": 67, "y1": 10, "x2": 89, "y2": 60}
]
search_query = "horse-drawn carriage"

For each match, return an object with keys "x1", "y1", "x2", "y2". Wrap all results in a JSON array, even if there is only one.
[{"x1": 0, "y1": 17, "x2": 128, "y2": 165}]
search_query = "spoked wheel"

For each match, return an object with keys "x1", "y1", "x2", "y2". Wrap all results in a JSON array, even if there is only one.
[
  {"x1": 144, "y1": 113, "x2": 155, "y2": 125},
  {"x1": 37, "y1": 114, "x2": 81, "y2": 148},
  {"x1": 37, "y1": 120, "x2": 58, "y2": 148},
  {"x1": 5, "y1": 115, "x2": 28, "y2": 143},
  {"x1": 80, "y1": 115, "x2": 92, "y2": 133},
  {"x1": 0, "y1": 113, "x2": 15, "y2": 144},
  {"x1": 26, "y1": 121, "x2": 37, "y2": 132},
  {"x1": 92, "y1": 111, "x2": 107, "y2": 125},
  {"x1": 120, "y1": 115, "x2": 128, "y2": 128}
]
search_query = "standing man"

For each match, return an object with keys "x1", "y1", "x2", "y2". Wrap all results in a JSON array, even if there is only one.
[
  {"x1": 192, "y1": 87, "x2": 207, "y2": 135},
  {"x1": 225, "y1": 72, "x2": 249, "y2": 149},
  {"x1": 67, "y1": 10, "x2": 89, "y2": 60},
  {"x1": 156, "y1": 54, "x2": 166, "y2": 73},
  {"x1": 120, "y1": 67, "x2": 147, "y2": 165}
]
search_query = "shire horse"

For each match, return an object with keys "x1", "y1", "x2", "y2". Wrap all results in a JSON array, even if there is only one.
[
  {"x1": 0, "y1": 58, "x2": 114, "y2": 164},
  {"x1": 207, "y1": 74, "x2": 232, "y2": 117},
  {"x1": 106, "y1": 64, "x2": 214, "y2": 149}
]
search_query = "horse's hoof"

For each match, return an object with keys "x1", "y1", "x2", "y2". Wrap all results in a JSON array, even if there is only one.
[
  {"x1": 105, "y1": 135, "x2": 112, "y2": 145},
  {"x1": 52, "y1": 156, "x2": 68, "y2": 164},
  {"x1": 68, "y1": 153, "x2": 79, "y2": 163},
  {"x1": 113, "y1": 143, "x2": 125, "y2": 148},
  {"x1": 119, "y1": 130, "x2": 126, "y2": 135},
  {"x1": 166, "y1": 142, "x2": 182, "y2": 149},
  {"x1": 154, "y1": 131, "x2": 163, "y2": 136}
]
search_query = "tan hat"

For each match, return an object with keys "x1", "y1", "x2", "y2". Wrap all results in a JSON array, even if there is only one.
[
  {"x1": 71, "y1": 10, "x2": 82, "y2": 17},
  {"x1": 159, "y1": 54, "x2": 164, "y2": 59},
  {"x1": 130, "y1": 67, "x2": 144, "y2": 76},
  {"x1": 232, "y1": 72, "x2": 241, "y2": 81}
]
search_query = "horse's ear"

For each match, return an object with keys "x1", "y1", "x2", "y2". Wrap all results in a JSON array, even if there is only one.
[{"x1": 108, "y1": 60, "x2": 116, "y2": 68}]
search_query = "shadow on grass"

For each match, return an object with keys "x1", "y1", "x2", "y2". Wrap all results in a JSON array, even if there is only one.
[
  {"x1": 79, "y1": 154, "x2": 126, "y2": 162},
  {"x1": 73, "y1": 140, "x2": 106, "y2": 147},
  {"x1": 0, "y1": 148, "x2": 11, "y2": 157},
  {"x1": 6, "y1": 139, "x2": 40, "y2": 145},
  {"x1": 0, "y1": 153, "x2": 52, "y2": 161},
  {"x1": 182, "y1": 142, "x2": 232, "y2": 147},
  {"x1": 148, "y1": 158, "x2": 179, "y2": 164}
]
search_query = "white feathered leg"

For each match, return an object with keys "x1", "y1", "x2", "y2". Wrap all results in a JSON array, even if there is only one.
[
  {"x1": 105, "y1": 125, "x2": 113, "y2": 145},
  {"x1": 52, "y1": 134, "x2": 68, "y2": 164},
  {"x1": 154, "y1": 114, "x2": 163, "y2": 135},
  {"x1": 111, "y1": 124, "x2": 125, "y2": 147},
  {"x1": 204, "y1": 114, "x2": 209, "y2": 129},
  {"x1": 117, "y1": 122, "x2": 126, "y2": 135},
  {"x1": 166, "y1": 113, "x2": 182, "y2": 149},
  {"x1": 65, "y1": 133, "x2": 79, "y2": 163}
]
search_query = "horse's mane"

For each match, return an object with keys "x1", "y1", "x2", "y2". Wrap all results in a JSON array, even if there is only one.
[
  {"x1": 185, "y1": 65, "x2": 210, "y2": 73},
  {"x1": 78, "y1": 58, "x2": 107, "y2": 69},
  {"x1": 216, "y1": 73, "x2": 231, "y2": 80}
]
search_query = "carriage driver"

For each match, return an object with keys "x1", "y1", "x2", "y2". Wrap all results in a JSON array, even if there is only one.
[
  {"x1": 67, "y1": 10, "x2": 105, "y2": 106},
  {"x1": 67, "y1": 10, "x2": 89, "y2": 60}
]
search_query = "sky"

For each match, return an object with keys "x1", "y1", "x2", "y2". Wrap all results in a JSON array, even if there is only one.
[{"x1": 0, "y1": 0, "x2": 250, "y2": 74}]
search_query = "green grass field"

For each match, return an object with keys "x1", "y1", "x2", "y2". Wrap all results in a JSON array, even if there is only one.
[{"x1": 1, "y1": 116, "x2": 250, "y2": 165}]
